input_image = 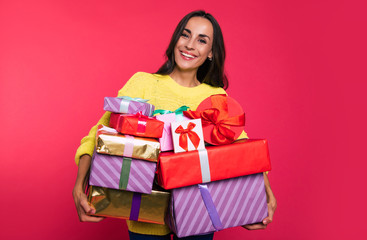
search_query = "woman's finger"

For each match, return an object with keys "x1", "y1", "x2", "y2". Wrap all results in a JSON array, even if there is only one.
[
  {"x1": 79, "y1": 214, "x2": 105, "y2": 223},
  {"x1": 242, "y1": 223, "x2": 267, "y2": 230},
  {"x1": 80, "y1": 197, "x2": 95, "y2": 214}
]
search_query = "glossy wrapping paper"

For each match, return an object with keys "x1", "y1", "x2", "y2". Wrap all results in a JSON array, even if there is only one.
[
  {"x1": 89, "y1": 152, "x2": 156, "y2": 194},
  {"x1": 183, "y1": 94, "x2": 245, "y2": 146},
  {"x1": 88, "y1": 186, "x2": 170, "y2": 224},
  {"x1": 155, "y1": 113, "x2": 190, "y2": 152},
  {"x1": 96, "y1": 125, "x2": 160, "y2": 162},
  {"x1": 104, "y1": 97, "x2": 155, "y2": 116},
  {"x1": 167, "y1": 173, "x2": 268, "y2": 237},
  {"x1": 110, "y1": 112, "x2": 164, "y2": 138},
  {"x1": 158, "y1": 139, "x2": 271, "y2": 189}
]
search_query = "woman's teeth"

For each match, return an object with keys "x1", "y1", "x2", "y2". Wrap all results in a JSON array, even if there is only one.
[{"x1": 181, "y1": 52, "x2": 196, "y2": 58}]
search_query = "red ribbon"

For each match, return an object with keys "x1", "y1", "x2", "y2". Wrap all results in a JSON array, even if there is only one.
[
  {"x1": 175, "y1": 122, "x2": 201, "y2": 151},
  {"x1": 133, "y1": 111, "x2": 150, "y2": 119},
  {"x1": 133, "y1": 111, "x2": 149, "y2": 134},
  {"x1": 183, "y1": 94, "x2": 245, "y2": 145}
]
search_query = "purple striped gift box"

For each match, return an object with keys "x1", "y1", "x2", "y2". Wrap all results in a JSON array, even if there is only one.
[
  {"x1": 89, "y1": 152, "x2": 156, "y2": 194},
  {"x1": 104, "y1": 97, "x2": 155, "y2": 116},
  {"x1": 168, "y1": 173, "x2": 267, "y2": 237}
]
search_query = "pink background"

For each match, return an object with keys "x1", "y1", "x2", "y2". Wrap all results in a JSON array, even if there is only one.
[{"x1": 1, "y1": 0, "x2": 366, "y2": 239}]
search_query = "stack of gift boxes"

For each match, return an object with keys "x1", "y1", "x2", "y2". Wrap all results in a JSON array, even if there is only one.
[
  {"x1": 88, "y1": 96, "x2": 170, "y2": 224},
  {"x1": 87, "y1": 94, "x2": 271, "y2": 237}
]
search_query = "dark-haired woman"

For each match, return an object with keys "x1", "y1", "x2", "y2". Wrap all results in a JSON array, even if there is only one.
[{"x1": 73, "y1": 10, "x2": 277, "y2": 240}]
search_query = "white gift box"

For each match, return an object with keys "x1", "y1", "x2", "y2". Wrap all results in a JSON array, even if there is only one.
[{"x1": 171, "y1": 119, "x2": 205, "y2": 153}]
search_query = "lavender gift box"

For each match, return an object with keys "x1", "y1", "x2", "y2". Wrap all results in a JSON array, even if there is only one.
[
  {"x1": 104, "y1": 96, "x2": 155, "y2": 116},
  {"x1": 167, "y1": 173, "x2": 267, "y2": 237},
  {"x1": 89, "y1": 152, "x2": 156, "y2": 194}
]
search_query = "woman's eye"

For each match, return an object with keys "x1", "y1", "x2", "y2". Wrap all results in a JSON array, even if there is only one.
[
  {"x1": 199, "y1": 39, "x2": 207, "y2": 44},
  {"x1": 181, "y1": 33, "x2": 189, "y2": 38}
]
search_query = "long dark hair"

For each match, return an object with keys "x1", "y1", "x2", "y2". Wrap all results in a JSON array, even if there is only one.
[{"x1": 155, "y1": 10, "x2": 228, "y2": 89}]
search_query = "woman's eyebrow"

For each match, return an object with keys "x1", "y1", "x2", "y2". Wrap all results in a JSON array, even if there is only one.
[
  {"x1": 199, "y1": 34, "x2": 210, "y2": 39},
  {"x1": 183, "y1": 28, "x2": 210, "y2": 39},
  {"x1": 183, "y1": 28, "x2": 191, "y2": 34}
]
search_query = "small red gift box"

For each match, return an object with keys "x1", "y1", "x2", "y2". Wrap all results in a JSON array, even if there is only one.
[
  {"x1": 110, "y1": 112, "x2": 164, "y2": 138},
  {"x1": 184, "y1": 94, "x2": 245, "y2": 145},
  {"x1": 157, "y1": 139, "x2": 271, "y2": 189}
]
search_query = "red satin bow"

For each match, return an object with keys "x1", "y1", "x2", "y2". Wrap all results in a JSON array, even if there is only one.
[
  {"x1": 175, "y1": 122, "x2": 201, "y2": 151},
  {"x1": 183, "y1": 95, "x2": 245, "y2": 145},
  {"x1": 133, "y1": 111, "x2": 150, "y2": 119}
]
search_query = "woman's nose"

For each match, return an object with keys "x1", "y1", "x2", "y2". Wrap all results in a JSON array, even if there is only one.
[{"x1": 185, "y1": 38, "x2": 195, "y2": 50}]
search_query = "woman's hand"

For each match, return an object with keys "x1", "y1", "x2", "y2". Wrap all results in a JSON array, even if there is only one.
[
  {"x1": 73, "y1": 154, "x2": 104, "y2": 222},
  {"x1": 243, "y1": 173, "x2": 277, "y2": 230},
  {"x1": 73, "y1": 186, "x2": 104, "y2": 222}
]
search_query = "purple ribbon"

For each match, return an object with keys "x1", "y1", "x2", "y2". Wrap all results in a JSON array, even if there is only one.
[
  {"x1": 198, "y1": 184, "x2": 224, "y2": 231},
  {"x1": 129, "y1": 192, "x2": 142, "y2": 221}
]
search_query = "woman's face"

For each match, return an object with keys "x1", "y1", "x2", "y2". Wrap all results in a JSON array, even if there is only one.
[{"x1": 174, "y1": 17, "x2": 214, "y2": 73}]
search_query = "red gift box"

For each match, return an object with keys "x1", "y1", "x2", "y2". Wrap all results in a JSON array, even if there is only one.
[
  {"x1": 110, "y1": 112, "x2": 164, "y2": 138},
  {"x1": 184, "y1": 94, "x2": 245, "y2": 145},
  {"x1": 157, "y1": 139, "x2": 271, "y2": 189}
]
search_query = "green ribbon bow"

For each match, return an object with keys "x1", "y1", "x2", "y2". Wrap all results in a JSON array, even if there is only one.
[{"x1": 153, "y1": 105, "x2": 190, "y2": 117}]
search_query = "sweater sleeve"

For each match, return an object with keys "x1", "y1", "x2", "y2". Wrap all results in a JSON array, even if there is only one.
[
  {"x1": 74, "y1": 72, "x2": 147, "y2": 165},
  {"x1": 74, "y1": 112, "x2": 111, "y2": 165}
]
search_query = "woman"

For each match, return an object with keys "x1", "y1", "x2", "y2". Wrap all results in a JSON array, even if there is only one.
[{"x1": 73, "y1": 10, "x2": 277, "y2": 240}]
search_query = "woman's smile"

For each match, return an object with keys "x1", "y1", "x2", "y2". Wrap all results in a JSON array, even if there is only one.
[{"x1": 180, "y1": 51, "x2": 198, "y2": 60}]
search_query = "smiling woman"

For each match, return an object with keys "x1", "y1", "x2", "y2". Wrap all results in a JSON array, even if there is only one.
[
  {"x1": 172, "y1": 17, "x2": 214, "y2": 83},
  {"x1": 156, "y1": 11, "x2": 227, "y2": 89},
  {"x1": 73, "y1": 10, "x2": 276, "y2": 240}
]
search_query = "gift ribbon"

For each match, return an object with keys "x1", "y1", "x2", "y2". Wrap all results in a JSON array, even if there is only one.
[
  {"x1": 175, "y1": 122, "x2": 200, "y2": 151},
  {"x1": 119, "y1": 157, "x2": 132, "y2": 190},
  {"x1": 153, "y1": 106, "x2": 189, "y2": 122},
  {"x1": 198, "y1": 149, "x2": 211, "y2": 183},
  {"x1": 99, "y1": 125, "x2": 118, "y2": 134},
  {"x1": 129, "y1": 192, "x2": 142, "y2": 221},
  {"x1": 117, "y1": 96, "x2": 149, "y2": 113},
  {"x1": 184, "y1": 95, "x2": 245, "y2": 145},
  {"x1": 132, "y1": 112, "x2": 149, "y2": 134},
  {"x1": 117, "y1": 96, "x2": 149, "y2": 102},
  {"x1": 198, "y1": 184, "x2": 224, "y2": 231},
  {"x1": 123, "y1": 135, "x2": 134, "y2": 157}
]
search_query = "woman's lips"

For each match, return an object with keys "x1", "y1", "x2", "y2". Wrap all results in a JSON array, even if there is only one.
[{"x1": 180, "y1": 51, "x2": 197, "y2": 60}]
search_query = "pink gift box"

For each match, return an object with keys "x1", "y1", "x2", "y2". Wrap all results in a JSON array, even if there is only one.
[{"x1": 155, "y1": 113, "x2": 190, "y2": 152}]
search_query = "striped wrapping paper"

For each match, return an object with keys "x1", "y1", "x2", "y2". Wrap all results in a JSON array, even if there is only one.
[
  {"x1": 168, "y1": 173, "x2": 267, "y2": 237},
  {"x1": 104, "y1": 97, "x2": 155, "y2": 116},
  {"x1": 89, "y1": 152, "x2": 156, "y2": 194}
]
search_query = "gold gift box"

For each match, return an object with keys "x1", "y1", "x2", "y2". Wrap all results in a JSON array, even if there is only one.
[
  {"x1": 96, "y1": 125, "x2": 160, "y2": 162},
  {"x1": 88, "y1": 186, "x2": 170, "y2": 224}
]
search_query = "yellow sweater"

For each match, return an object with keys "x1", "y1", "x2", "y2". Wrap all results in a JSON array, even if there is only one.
[{"x1": 75, "y1": 72, "x2": 248, "y2": 235}]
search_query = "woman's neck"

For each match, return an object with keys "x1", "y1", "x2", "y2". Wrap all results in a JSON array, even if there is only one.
[{"x1": 169, "y1": 68, "x2": 201, "y2": 87}]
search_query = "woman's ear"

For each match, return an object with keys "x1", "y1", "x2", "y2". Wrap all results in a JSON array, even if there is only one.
[{"x1": 208, "y1": 51, "x2": 213, "y2": 61}]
